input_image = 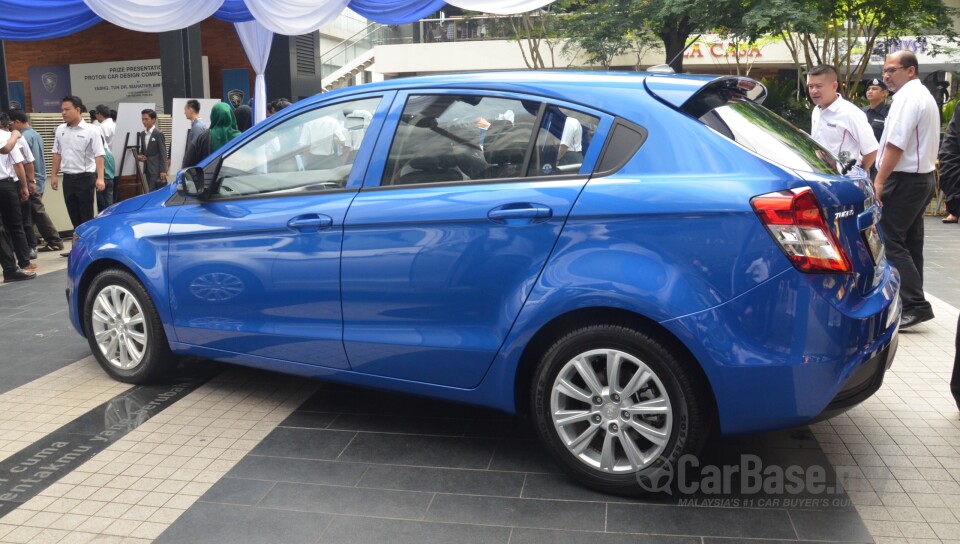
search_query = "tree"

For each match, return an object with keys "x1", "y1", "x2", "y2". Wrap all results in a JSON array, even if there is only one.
[
  {"x1": 560, "y1": 0, "x2": 661, "y2": 69},
  {"x1": 557, "y1": 0, "x2": 757, "y2": 73},
  {"x1": 737, "y1": 0, "x2": 956, "y2": 96}
]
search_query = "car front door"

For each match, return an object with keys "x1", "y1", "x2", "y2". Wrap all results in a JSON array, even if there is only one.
[
  {"x1": 168, "y1": 94, "x2": 390, "y2": 369},
  {"x1": 341, "y1": 91, "x2": 610, "y2": 387}
]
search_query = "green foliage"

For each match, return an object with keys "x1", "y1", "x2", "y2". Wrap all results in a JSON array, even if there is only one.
[
  {"x1": 759, "y1": 78, "x2": 812, "y2": 133},
  {"x1": 944, "y1": 98, "x2": 957, "y2": 126}
]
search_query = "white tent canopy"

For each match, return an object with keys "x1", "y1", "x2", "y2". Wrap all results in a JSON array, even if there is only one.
[{"x1": 1, "y1": 0, "x2": 556, "y2": 122}]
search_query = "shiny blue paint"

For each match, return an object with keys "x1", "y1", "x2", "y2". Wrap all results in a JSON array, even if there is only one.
[
  {"x1": 67, "y1": 186, "x2": 181, "y2": 338},
  {"x1": 341, "y1": 178, "x2": 590, "y2": 388},
  {"x1": 66, "y1": 71, "x2": 900, "y2": 438},
  {"x1": 167, "y1": 191, "x2": 355, "y2": 369}
]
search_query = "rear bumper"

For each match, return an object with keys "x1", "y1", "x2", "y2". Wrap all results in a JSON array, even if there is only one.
[
  {"x1": 665, "y1": 265, "x2": 900, "y2": 435},
  {"x1": 815, "y1": 332, "x2": 897, "y2": 421}
]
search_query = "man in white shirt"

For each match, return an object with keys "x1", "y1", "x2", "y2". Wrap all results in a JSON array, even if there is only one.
[
  {"x1": 874, "y1": 51, "x2": 940, "y2": 329},
  {"x1": 807, "y1": 64, "x2": 878, "y2": 171},
  {"x1": 0, "y1": 118, "x2": 36, "y2": 282},
  {"x1": 49, "y1": 95, "x2": 106, "y2": 237},
  {"x1": 557, "y1": 116, "x2": 583, "y2": 166},
  {"x1": 298, "y1": 114, "x2": 346, "y2": 170},
  {"x1": 95, "y1": 105, "x2": 116, "y2": 148}
]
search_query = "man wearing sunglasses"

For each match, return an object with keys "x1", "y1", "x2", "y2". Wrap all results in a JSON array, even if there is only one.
[{"x1": 873, "y1": 50, "x2": 940, "y2": 330}]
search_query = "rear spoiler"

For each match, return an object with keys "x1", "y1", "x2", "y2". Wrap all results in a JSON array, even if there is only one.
[{"x1": 644, "y1": 74, "x2": 768, "y2": 109}]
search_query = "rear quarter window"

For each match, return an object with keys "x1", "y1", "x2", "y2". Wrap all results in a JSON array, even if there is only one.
[{"x1": 696, "y1": 97, "x2": 839, "y2": 176}]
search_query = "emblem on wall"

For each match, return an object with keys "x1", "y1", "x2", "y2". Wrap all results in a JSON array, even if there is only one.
[
  {"x1": 41, "y1": 72, "x2": 58, "y2": 93},
  {"x1": 227, "y1": 89, "x2": 245, "y2": 108}
]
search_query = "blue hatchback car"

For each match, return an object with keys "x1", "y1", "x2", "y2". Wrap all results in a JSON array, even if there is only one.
[{"x1": 67, "y1": 71, "x2": 899, "y2": 494}]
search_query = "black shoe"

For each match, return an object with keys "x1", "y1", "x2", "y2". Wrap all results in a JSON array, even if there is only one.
[
  {"x1": 38, "y1": 244, "x2": 65, "y2": 252},
  {"x1": 28, "y1": 248, "x2": 37, "y2": 260},
  {"x1": 60, "y1": 251, "x2": 71, "y2": 258},
  {"x1": 900, "y1": 311, "x2": 934, "y2": 330},
  {"x1": 3, "y1": 269, "x2": 37, "y2": 283}
]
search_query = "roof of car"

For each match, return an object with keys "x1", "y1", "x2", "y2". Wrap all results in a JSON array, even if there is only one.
[{"x1": 305, "y1": 70, "x2": 725, "y2": 115}]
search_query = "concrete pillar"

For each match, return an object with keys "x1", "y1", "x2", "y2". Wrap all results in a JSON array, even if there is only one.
[{"x1": 159, "y1": 24, "x2": 203, "y2": 113}]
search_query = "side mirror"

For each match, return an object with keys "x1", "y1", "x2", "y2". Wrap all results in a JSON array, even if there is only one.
[{"x1": 177, "y1": 166, "x2": 206, "y2": 197}]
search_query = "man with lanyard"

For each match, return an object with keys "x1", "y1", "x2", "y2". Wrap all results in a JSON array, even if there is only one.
[
  {"x1": 874, "y1": 50, "x2": 940, "y2": 329},
  {"x1": 0, "y1": 119, "x2": 35, "y2": 282},
  {"x1": 49, "y1": 96, "x2": 105, "y2": 256},
  {"x1": 9, "y1": 110, "x2": 64, "y2": 253},
  {"x1": 807, "y1": 64, "x2": 878, "y2": 172}
]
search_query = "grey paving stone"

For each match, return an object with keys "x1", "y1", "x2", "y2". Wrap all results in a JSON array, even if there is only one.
[
  {"x1": 487, "y1": 440, "x2": 561, "y2": 473},
  {"x1": 327, "y1": 412, "x2": 469, "y2": 436},
  {"x1": 338, "y1": 432, "x2": 496, "y2": 469},
  {"x1": 703, "y1": 540, "x2": 825, "y2": 544},
  {"x1": 0, "y1": 270, "x2": 91, "y2": 394},
  {"x1": 248, "y1": 427, "x2": 356, "y2": 460},
  {"x1": 425, "y1": 494, "x2": 606, "y2": 531},
  {"x1": 356, "y1": 464, "x2": 525, "y2": 497},
  {"x1": 227, "y1": 455, "x2": 369, "y2": 487},
  {"x1": 520, "y1": 472, "x2": 647, "y2": 504},
  {"x1": 199, "y1": 477, "x2": 277, "y2": 506},
  {"x1": 318, "y1": 516, "x2": 511, "y2": 544},
  {"x1": 259, "y1": 481, "x2": 434, "y2": 519},
  {"x1": 787, "y1": 509, "x2": 873, "y2": 542},
  {"x1": 277, "y1": 410, "x2": 338, "y2": 429},
  {"x1": 156, "y1": 502, "x2": 331, "y2": 544},
  {"x1": 511, "y1": 528, "x2": 701, "y2": 544},
  {"x1": 605, "y1": 503, "x2": 797, "y2": 539}
]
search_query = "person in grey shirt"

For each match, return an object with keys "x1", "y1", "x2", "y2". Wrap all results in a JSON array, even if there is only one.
[
  {"x1": 8, "y1": 110, "x2": 63, "y2": 252},
  {"x1": 185, "y1": 99, "x2": 207, "y2": 146}
]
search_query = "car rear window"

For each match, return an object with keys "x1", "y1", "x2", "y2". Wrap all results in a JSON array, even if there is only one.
[{"x1": 696, "y1": 97, "x2": 840, "y2": 176}]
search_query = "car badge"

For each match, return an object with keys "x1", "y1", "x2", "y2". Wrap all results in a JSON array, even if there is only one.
[
  {"x1": 227, "y1": 89, "x2": 245, "y2": 108},
  {"x1": 42, "y1": 72, "x2": 58, "y2": 93}
]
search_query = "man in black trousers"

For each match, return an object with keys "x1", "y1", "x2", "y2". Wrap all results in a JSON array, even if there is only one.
[{"x1": 49, "y1": 96, "x2": 105, "y2": 248}]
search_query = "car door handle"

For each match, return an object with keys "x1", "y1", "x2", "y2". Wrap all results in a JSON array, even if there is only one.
[
  {"x1": 288, "y1": 214, "x2": 333, "y2": 231},
  {"x1": 488, "y1": 204, "x2": 553, "y2": 223}
]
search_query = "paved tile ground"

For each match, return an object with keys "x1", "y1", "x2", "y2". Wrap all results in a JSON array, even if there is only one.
[{"x1": 0, "y1": 218, "x2": 957, "y2": 543}]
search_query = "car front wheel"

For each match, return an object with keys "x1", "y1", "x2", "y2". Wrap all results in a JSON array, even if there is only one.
[
  {"x1": 83, "y1": 269, "x2": 175, "y2": 383},
  {"x1": 531, "y1": 324, "x2": 710, "y2": 494}
]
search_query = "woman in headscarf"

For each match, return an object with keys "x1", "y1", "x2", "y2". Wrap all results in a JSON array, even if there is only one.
[
  {"x1": 234, "y1": 104, "x2": 253, "y2": 132},
  {"x1": 183, "y1": 102, "x2": 242, "y2": 166}
]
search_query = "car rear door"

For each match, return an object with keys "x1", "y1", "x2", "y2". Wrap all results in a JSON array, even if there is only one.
[{"x1": 340, "y1": 90, "x2": 613, "y2": 388}]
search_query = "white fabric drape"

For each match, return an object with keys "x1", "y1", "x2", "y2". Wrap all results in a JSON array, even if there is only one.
[
  {"x1": 447, "y1": 0, "x2": 556, "y2": 15},
  {"x1": 234, "y1": 20, "x2": 273, "y2": 124},
  {"x1": 82, "y1": 0, "x2": 224, "y2": 33},
  {"x1": 243, "y1": 0, "x2": 350, "y2": 36}
]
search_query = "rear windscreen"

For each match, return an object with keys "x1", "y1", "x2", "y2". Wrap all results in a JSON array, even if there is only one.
[{"x1": 695, "y1": 96, "x2": 840, "y2": 176}]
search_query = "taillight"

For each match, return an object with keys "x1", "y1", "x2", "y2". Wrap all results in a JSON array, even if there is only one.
[{"x1": 751, "y1": 187, "x2": 852, "y2": 274}]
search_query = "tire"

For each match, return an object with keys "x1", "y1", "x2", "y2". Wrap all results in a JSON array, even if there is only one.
[
  {"x1": 530, "y1": 324, "x2": 710, "y2": 495},
  {"x1": 83, "y1": 269, "x2": 176, "y2": 384}
]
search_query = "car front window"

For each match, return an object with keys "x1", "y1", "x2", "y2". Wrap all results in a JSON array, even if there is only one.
[{"x1": 214, "y1": 97, "x2": 381, "y2": 197}]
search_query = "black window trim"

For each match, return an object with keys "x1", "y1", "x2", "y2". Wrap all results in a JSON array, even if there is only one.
[{"x1": 591, "y1": 117, "x2": 649, "y2": 178}]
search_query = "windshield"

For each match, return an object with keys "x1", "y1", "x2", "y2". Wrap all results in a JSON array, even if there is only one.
[{"x1": 698, "y1": 98, "x2": 840, "y2": 175}]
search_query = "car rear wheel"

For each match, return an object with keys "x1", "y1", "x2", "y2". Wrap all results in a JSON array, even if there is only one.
[
  {"x1": 531, "y1": 324, "x2": 710, "y2": 494},
  {"x1": 84, "y1": 269, "x2": 175, "y2": 384}
]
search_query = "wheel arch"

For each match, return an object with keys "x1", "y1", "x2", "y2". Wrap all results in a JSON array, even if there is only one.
[
  {"x1": 77, "y1": 259, "x2": 147, "y2": 337},
  {"x1": 513, "y1": 307, "x2": 719, "y2": 423}
]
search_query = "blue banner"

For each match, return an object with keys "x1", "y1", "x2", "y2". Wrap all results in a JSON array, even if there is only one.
[
  {"x1": 7, "y1": 81, "x2": 25, "y2": 111},
  {"x1": 28, "y1": 64, "x2": 71, "y2": 113},
  {"x1": 222, "y1": 69, "x2": 250, "y2": 109}
]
